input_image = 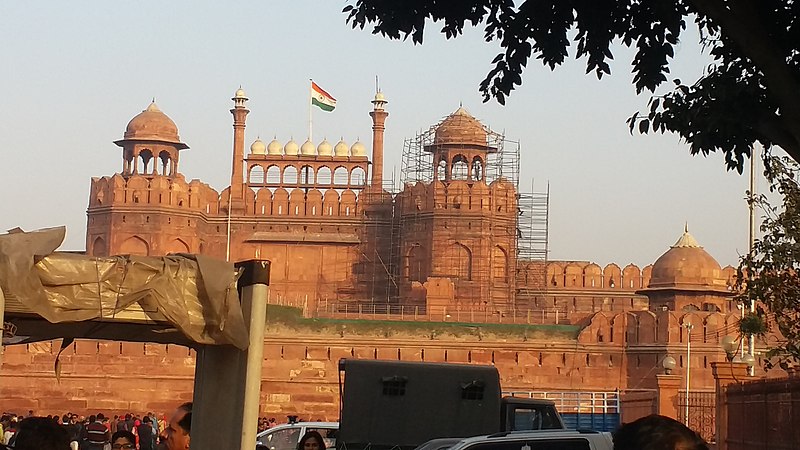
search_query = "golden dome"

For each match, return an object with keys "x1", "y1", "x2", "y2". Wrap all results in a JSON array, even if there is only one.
[
  {"x1": 434, "y1": 107, "x2": 487, "y2": 146},
  {"x1": 123, "y1": 102, "x2": 183, "y2": 145},
  {"x1": 284, "y1": 139, "x2": 299, "y2": 156},
  {"x1": 351, "y1": 141, "x2": 366, "y2": 157},
  {"x1": 317, "y1": 139, "x2": 333, "y2": 156},
  {"x1": 334, "y1": 139, "x2": 349, "y2": 156},
  {"x1": 267, "y1": 139, "x2": 282, "y2": 155},
  {"x1": 649, "y1": 228, "x2": 726, "y2": 289},
  {"x1": 250, "y1": 138, "x2": 266, "y2": 155},
  {"x1": 301, "y1": 139, "x2": 316, "y2": 156}
]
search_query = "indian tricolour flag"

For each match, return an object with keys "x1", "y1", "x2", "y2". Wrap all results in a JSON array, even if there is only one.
[{"x1": 311, "y1": 81, "x2": 337, "y2": 112}]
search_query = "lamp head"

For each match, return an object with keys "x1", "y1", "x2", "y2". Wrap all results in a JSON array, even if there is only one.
[
  {"x1": 721, "y1": 335, "x2": 739, "y2": 361},
  {"x1": 662, "y1": 356, "x2": 677, "y2": 375}
]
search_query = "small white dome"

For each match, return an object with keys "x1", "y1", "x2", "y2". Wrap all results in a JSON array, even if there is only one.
[
  {"x1": 250, "y1": 138, "x2": 266, "y2": 155},
  {"x1": 334, "y1": 139, "x2": 349, "y2": 156},
  {"x1": 301, "y1": 139, "x2": 316, "y2": 156},
  {"x1": 317, "y1": 139, "x2": 333, "y2": 156},
  {"x1": 284, "y1": 139, "x2": 299, "y2": 156},
  {"x1": 351, "y1": 141, "x2": 366, "y2": 157},
  {"x1": 267, "y1": 139, "x2": 282, "y2": 155},
  {"x1": 234, "y1": 88, "x2": 247, "y2": 99}
]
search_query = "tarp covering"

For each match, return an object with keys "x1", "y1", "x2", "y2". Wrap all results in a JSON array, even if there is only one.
[{"x1": 0, "y1": 227, "x2": 249, "y2": 349}]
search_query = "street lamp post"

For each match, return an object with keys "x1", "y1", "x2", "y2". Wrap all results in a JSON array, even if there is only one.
[{"x1": 684, "y1": 322, "x2": 694, "y2": 426}]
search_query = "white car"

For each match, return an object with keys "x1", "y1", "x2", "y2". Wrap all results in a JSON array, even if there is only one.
[
  {"x1": 443, "y1": 430, "x2": 613, "y2": 450},
  {"x1": 256, "y1": 422, "x2": 339, "y2": 450}
]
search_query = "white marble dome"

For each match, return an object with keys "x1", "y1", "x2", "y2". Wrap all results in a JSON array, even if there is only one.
[
  {"x1": 334, "y1": 139, "x2": 349, "y2": 156},
  {"x1": 284, "y1": 139, "x2": 299, "y2": 156},
  {"x1": 249, "y1": 138, "x2": 266, "y2": 155},
  {"x1": 267, "y1": 139, "x2": 282, "y2": 155},
  {"x1": 301, "y1": 139, "x2": 316, "y2": 156},
  {"x1": 351, "y1": 141, "x2": 366, "y2": 157},
  {"x1": 317, "y1": 139, "x2": 333, "y2": 156}
]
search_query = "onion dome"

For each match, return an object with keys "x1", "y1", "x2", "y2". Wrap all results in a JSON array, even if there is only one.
[
  {"x1": 649, "y1": 226, "x2": 726, "y2": 290},
  {"x1": 351, "y1": 141, "x2": 366, "y2": 157},
  {"x1": 301, "y1": 139, "x2": 316, "y2": 156},
  {"x1": 249, "y1": 138, "x2": 266, "y2": 155},
  {"x1": 123, "y1": 102, "x2": 186, "y2": 148},
  {"x1": 334, "y1": 139, "x2": 349, "y2": 156},
  {"x1": 267, "y1": 139, "x2": 282, "y2": 155},
  {"x1": 234, "y1": 88, "x2": 247, "y2": 99},
  {"x1": 434, "y1": 106, "x2": 487, "y2": 146},
  {"x1": 317, "y1": 139, "x2": 333, "y2": 156},
  {"x1": 284, "y1": 139, "x2": 299, "y2": 156}
]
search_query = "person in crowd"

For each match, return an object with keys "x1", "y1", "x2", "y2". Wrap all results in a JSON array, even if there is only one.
[
  {"x1": 613, "y1": 414, "x2": 709, "y2": 450},
  {"x1": 138, "y1": 415, "x2": 156, "y2": 450},
  {"x1": 2, "y1": 420, "x2": 16, "y2": 445},
  {"x1": 62, "y1": 415, "x2": 81, "y2": 450},
  {"x1": 160, "y1": 402, "x2": 191, "y2": 450},
  {"x1": 8, "y1": 416, "x2": 70, "y2": 450},
  {"x1": 297, "y1": 430, "x2": 326, "y2": 450},
  {"x1": 110, "y1": 430, "x2": 136, "y2": 450},
  {"x1": 85, "y1": 414, "x2": 111, "y2": 450}
]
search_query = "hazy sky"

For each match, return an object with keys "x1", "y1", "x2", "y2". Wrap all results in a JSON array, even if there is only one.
[{"x1": 0, "y1": 1, "x2": 763, "y2": 268}]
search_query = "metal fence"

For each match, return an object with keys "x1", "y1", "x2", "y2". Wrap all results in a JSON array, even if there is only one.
[
  {"x1": 310, "y1": 299, "x2": 570, "y2": 324},
  {"x1": 677, "y1": 390, "x2": 716, "y2": 444}
]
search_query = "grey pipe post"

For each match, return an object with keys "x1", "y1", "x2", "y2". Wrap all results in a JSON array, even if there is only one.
[{"x1": 237, "y1": 260, "x2": 270, "y2": 450}]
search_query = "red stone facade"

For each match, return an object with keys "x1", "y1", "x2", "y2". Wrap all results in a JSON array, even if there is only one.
[{"x1": 0, "y1": 88, "x2": 774, "y2": 419}]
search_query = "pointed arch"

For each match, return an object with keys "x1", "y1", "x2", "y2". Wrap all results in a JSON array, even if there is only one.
[
  {"x1": 165, "y1": 238, "x2": 190, "y2": 254},
  {"x1": 451, "y1": 242, "x2": 472, "y2": 281},
  {"x1": 91, "y1": 236, "x2": 108, "y2": 257},
  {"x1": 120, "y1": 236, "x2": 149, "y2": 256},
  {"x1": 492, "y1": 245, "x2": 508, "y2": 283}
]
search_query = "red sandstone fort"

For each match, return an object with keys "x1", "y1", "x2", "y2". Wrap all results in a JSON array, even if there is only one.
[{"x1": 0, "y1": 89, "x2": 770, "y2": 422}]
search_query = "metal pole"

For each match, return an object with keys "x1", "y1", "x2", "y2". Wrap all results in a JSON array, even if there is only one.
[
  {"x1": 684, "y1": 322, "x2": 693, "y2": 426},
  {"x1": 748, "y1": 151, "x2": 757, "y2": 376},
  {"x1": 239, "y1": 260, "x2": 270, "y2": 450}
]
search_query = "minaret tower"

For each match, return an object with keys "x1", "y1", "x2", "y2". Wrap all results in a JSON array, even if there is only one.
[
  {"x1": 369, "y1": 91, "x2": 388, "y2": 189},
  {"x1": 229, "y1": 87, "x2": 249, "y2": 212}
]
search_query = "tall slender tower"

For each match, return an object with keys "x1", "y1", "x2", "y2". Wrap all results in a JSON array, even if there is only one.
[
  {"x1": 369, "y1": 91, "x2": 388, "y2": 189},
  {"x1": 229, "y1": 87, "x2": 249, "y2": 212}
]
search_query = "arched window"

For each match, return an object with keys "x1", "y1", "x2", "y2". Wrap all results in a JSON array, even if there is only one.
[
  {"x1": 266, "y1": 165, "x2": 281, "y2": 184},
  {"x1": 436, "y1": 159, "x2": 447, "y2": 181},
  {"x1": 300, "y1": 165, "x2": 314, "y2": 184},
  {"x1": 472, "y1": 157, "x2": 484, "y2": 181},
  {"x1": 451, "y1": 154, "x2": 469, "y2": 180},
  {"x1": 451, "y1": 243, "x2": 472, "y2": 281},
  {"x1": 492, "y1": 246, "x2": 508, "y2": 283},
  {"x1": 249, "y1": 165, "x2": 265, "y2": 184},
  {"x1": 317, "y1": 167, "x2": 332, "y2": 185},
  {"x1": 333, "y1": 167, "x2": 349, "y2": 185},
  {"x1": 283, "y1": 166, "x2": 298, "y2": 185},
  {"x1": 404, "y1": 245, "x2": 424, "y2": 282},
  {"x1": 159, "y1": 151, "x2": 171, "y2": 175},
  {"x1": 139, "y1": 149, "x2": 154, "y2": 174},
  {"x1": 351, "y1": 167, "x2": 366, "y2": 185}
]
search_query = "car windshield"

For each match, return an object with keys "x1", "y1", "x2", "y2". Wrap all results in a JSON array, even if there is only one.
[{"x1": 259, "y1": 428, "x2": 301, "y2": 450}]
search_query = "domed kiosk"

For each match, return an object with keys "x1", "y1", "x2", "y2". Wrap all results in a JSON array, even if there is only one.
[
  {"x1": 115, "y1": 101, "x2": 188, "y2": 177},
  {"x1": 639, "y1": 226, "x2": 733, "y2": 312}
]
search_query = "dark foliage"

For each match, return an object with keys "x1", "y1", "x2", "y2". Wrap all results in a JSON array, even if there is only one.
[{"x1": 344, "y1": 0, "x2": 800, "y2": 172}]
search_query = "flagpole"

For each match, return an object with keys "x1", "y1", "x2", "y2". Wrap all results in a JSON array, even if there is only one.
[{"x1": 308, "y1": 79, "x2": 313, "y2": 142}]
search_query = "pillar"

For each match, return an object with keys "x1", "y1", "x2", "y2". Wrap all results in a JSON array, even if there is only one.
[
  {"x1": 369, "y1": 92, "x2": 388, "y2": 189},
  {"x1": 655, "y1": 373, "x2": 682, "y2": 419},
  {"x1": 229, "y1": 88, "x2": 250, "y2": 213},
  {"x1": 190, "y1": 259, "x2": 270, "y2": 450},
  {"x1": 712, "y1": 361, "x2": 748, "y2": 450}
]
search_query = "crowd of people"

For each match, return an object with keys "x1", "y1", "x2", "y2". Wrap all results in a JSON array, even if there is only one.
[
  {"x1": 0, "y1": 403, "x2": 191, "y2": 450},
  {"x1": 0, "y1": 408, "x2": 707, "y2": 450}
]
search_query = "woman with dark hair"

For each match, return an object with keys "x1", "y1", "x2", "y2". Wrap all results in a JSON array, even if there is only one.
[
  {"x1": 110, "y1": 430, "x2": 136, "y2": 450},
  {"x1": 297, "y1": 430, "x2": 326, "y2": 450}
]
